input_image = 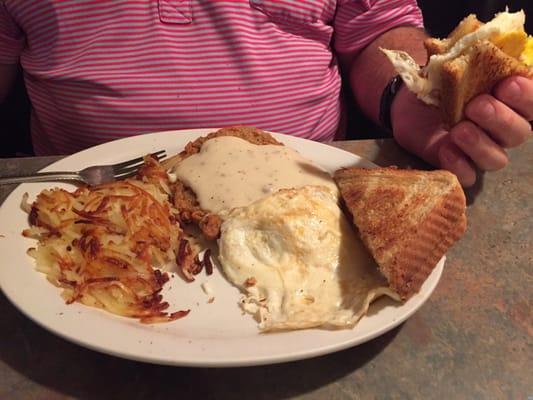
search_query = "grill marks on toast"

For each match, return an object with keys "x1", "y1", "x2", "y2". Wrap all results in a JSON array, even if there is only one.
[{"x1": 334, "y1": 167, "x2": 467, "y2": 299}]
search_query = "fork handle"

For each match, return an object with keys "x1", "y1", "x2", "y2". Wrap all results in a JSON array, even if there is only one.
[{"x1": 0, "y1": 171, "x2": 82, "y2": 185}]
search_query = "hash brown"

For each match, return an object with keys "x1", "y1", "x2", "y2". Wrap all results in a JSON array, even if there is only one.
[
  {"x1": 23, "y1": 156, "x2": 205, "y2": 323},
  {"x1": 24, "y1": 179, "x2": 188, "y2": 323}
]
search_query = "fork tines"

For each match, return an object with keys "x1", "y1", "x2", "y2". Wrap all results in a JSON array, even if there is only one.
[{"x1": 113, "y1": 150, "x2": 166, "y2": 180}]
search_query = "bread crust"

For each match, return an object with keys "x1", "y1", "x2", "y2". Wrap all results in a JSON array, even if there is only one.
[
  {"x1": 440, "y1": 40, "x2": 533, "y2": 126},
  {"x1": 424, "y1": 14, "x2": 483, "y2": 57},
  {"x1": 334, "y1": 167, "x2": 467, "y2": 299}
]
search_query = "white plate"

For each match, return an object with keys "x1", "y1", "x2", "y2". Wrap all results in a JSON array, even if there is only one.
[{"x1": 0, "y1": 129, "x2": 444, "y2": 367}]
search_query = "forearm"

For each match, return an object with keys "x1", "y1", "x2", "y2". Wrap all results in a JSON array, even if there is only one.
[{"x1": 344, "y1": 26, "x2": 428, "y2": 126}]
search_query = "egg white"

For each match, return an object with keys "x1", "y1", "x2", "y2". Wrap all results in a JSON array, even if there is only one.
[{"x1": 218, "y1": 186, "x2": 399, "y2": 332}]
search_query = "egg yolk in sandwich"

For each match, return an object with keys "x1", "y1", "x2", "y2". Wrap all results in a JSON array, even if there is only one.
[
  {"x1": 521, "y1": 35, "x2": 533, "y2": 66},
  {"x1": 492, "y1": 30, "x2": 533, "y2": 66}
]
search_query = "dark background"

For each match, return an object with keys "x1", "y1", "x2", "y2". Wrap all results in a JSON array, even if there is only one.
[{"x1": 1, "y1": 0, "x2": 532, "y2": 157}]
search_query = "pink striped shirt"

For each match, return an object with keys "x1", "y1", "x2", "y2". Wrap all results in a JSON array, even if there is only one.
[{"x1": 0, "y1": 0, "x2": 423, "y2": 155}]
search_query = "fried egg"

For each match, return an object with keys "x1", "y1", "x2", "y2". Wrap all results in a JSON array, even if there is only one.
[
  {"x1": 218, "y1": 186, "x2": 399, "y2": 331},
  {"x1": 520, "y1": 34, "x2": 533, "y2": 65}
]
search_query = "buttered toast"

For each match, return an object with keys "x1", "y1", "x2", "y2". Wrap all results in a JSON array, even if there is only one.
[{"x1": 334, "y1": 167, "x2": 467, "y2": 299}]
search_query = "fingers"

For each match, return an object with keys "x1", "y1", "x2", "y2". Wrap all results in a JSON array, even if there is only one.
[
  {"x1": 494, "y1": 76, "x2": 533, "y2": 121},
  {"x1": 451, "y1": 80, "x2": 533, "y2": 185},
  {"x1": 391, "y1": 80, "x2": 531, "y2": 188},
  {"x1": 450, "y1": 121, "x2": 509, "y2": 171},
  {"x1": 438, "y1": 142, "x2": 477, "y2": 187},
  {"x1": 465, "y1": 94, "x2": 532, "y2": 148}
]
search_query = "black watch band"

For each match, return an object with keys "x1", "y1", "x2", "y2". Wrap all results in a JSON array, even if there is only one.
[{"x1": 379, "y1": 74, "x2": 403, "y2": 132}]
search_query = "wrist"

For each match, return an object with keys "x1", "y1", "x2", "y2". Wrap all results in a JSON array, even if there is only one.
[{"x1": 390, "y1": 84, "x2": 417, "y2": 133}]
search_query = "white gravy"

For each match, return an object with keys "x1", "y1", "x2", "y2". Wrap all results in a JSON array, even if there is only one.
[{"x1": 173, "y1": 136, "x2": 338, "y2": 213}]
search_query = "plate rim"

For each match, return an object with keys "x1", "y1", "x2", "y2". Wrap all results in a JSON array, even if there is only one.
[{"x1": 0, "y1": 129, "x2": 444, "y2": 367}]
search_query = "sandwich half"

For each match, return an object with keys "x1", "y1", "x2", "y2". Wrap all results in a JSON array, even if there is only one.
[
  {"x1": 381, "y1": 10, "x2": 533, "y2": 127},
  {"x1": 334, "y1": 167, "x2": 467, "y2": 299}
]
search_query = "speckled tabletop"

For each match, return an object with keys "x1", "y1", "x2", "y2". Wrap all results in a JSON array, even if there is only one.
[{"x1": 0, "y1": 139, "x2": 531, "y2": 400}]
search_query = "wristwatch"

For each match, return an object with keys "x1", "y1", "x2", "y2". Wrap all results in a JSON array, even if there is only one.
[{"x1": 379, "y1": 74, "x2": 404, "y2": 133}]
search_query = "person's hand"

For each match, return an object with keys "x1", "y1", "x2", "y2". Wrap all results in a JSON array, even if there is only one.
[{"x1": 391, "y1": 76, "x2": 533, "y2": 187}]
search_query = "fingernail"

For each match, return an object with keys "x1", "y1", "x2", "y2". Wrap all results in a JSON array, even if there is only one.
[
  {"x1": 455, "y1": 127, "x2": 477, "y2": 146},
  {"x1": 505, "y1": 80, "x2": 521, "y2": 101},
  {"x1": 479, "y1": 100, "x2": 495, "y2": 118}
]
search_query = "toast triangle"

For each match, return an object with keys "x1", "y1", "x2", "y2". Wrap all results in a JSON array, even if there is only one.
[{"x1": 334, "y1": 167, "x2": 467, "y2": 299}]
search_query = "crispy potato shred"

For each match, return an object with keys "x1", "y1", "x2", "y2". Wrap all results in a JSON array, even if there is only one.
[{"x1": 23, "y1": 156, "x2": 200, "y2": 323}]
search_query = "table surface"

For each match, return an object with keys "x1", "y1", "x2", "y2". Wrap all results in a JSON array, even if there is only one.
[{"x1": 0, "y1": 139, "x2": 531, "y2": 400}]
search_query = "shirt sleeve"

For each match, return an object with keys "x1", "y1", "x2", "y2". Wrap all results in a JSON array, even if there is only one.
[
  {"x1": 0, "y1": 2, "x2": 25, "y2": 64},
  {"x1": 334, "y1": 0, "x2": 424, "y2": 56}
]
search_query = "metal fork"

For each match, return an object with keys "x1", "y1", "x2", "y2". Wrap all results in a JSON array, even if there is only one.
[{"x1": 0, "y1": 150, "x2": 166, "y2": 186}]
